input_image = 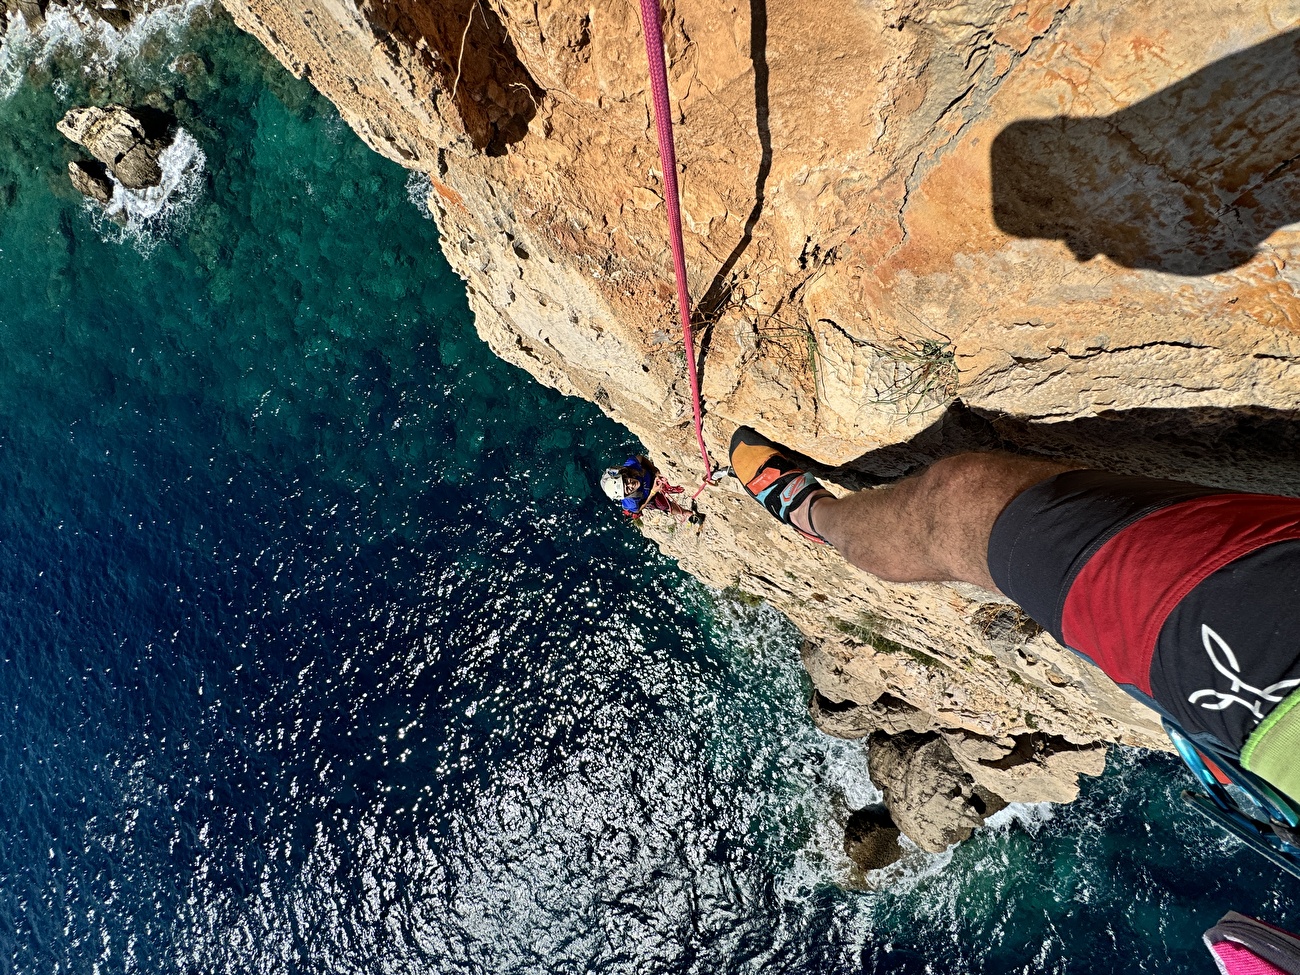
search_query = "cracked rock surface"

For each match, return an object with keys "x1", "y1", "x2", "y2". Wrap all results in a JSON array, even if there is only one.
[
  {"x1": 868, "y1": 731, "x2": 1008, "y2": 853},
  {"x1": 214, "y1": 0, "x2": 1300, "y2": 845},
  {"x1": 67, "y1": 158, "x2": 114, "y2": 204},
  {"x1": 57, "y1": 105, "x2": 170, "y2": 191}
]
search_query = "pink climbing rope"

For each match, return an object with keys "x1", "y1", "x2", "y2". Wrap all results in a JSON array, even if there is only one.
[{"x1": 637, "y1": 0, "x2": 714, "y2": 486}]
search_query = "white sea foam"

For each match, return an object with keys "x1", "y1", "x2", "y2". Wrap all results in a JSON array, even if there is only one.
[
  {"x1": 820, "y1": 736, "x2": 884, "y2": 810},
  {"x1": 91, "y1": 127, "x2": 206, "y2": 254},
  {"x1": 984, "y1": 800, "x2": 1056, "y2": 836},
  {"x1": 774, "y1": 751, "x2": 1064, "y2": 898},
  {"x1": 863, "y1": 839, "x2": 957, "y2": 893},
  {"x1": 845, "y1": 805, "x2": 1057, "y2": 897},
  {"x1": 0, "y1": 0, "x2": 212, "y2": 101},
  {"x1": 404, "y1": 170, "x2": 434, "y2": 219},
  {"x1": 0, "y1": 11, "x2": 37, "y2": 99},
  {"x1": 773, "y1": 740, "x2": 879, "y2": 901}
]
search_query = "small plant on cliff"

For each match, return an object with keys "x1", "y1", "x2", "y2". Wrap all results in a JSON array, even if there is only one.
[
  {"x1": 832, "y1": 612, "x2": 945, "y2": 669},
  {"x1": 753, "y1": 313, "x2": 824, "y2": 403},
  {"x1": 720, "y1": 583, "x2": 764, "y2": 608},
  {"x1": 864, "y1": 333, "x2": 958, "y2": 417}
]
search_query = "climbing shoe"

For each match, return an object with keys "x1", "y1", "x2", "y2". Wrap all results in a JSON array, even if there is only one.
[{"x1": 729, "y1": 426, "x2": 831, "y2": 544}]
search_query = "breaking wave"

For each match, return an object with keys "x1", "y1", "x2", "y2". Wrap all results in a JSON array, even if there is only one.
[
  {"x1": 91, "y1": 127, "x2": 206, "y2": 253},
  {"x1": 404, "y1": 170, "x2": 434, "y2": 219},
  {"x1": 985, "y1": 800, "x2": 1056, "y2": 836},
  {"x1": 0, "y1": 0, "x2": 212, "y2": 100}
]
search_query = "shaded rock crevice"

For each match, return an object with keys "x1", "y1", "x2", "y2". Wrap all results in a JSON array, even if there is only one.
[{"x1": 359, "y1": 0, "x2": 541, "y2": 155}]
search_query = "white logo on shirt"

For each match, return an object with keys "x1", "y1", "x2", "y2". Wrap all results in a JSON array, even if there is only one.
[{"x1": 1188, "y1": 624, "x2": 1300, "y2": 720}]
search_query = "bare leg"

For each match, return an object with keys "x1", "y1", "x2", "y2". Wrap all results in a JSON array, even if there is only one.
[{"x1": 791, "y1": 453, "x2": 1081, "y2": 592}]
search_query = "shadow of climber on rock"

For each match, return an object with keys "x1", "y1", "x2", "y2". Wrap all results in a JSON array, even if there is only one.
[{"x1": 991, "y1": 29, "x2": 1300, "y2": 276}]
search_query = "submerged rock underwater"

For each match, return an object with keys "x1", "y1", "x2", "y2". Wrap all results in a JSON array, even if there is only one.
[{"x1": 0, "y1": 5, "x2": 1298, "y2": 973}]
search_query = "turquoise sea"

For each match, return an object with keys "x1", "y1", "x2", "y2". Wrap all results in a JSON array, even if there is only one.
[{"x1": 1, "y1": 5, "x2": 1298, "y2": 972}]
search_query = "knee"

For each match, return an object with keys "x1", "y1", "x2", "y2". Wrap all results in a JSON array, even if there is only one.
[
  {"x1": 913, "y1": 451, "x2": 1079, "y2": 537},
  {"x1": 914, "y1": 453, "x2": 1001, "y2": 502}
]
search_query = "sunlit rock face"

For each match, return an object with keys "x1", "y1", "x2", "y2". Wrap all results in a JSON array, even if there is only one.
[
  {"x1": 58, "y1": 104, "x2": 172, "y2": 189},
  {"x1": 68, "y1": 157, "x2": 114, "y2": 202},
  {"x1": 215, "y1": 0, "x2": 1300, "y2": 839}
]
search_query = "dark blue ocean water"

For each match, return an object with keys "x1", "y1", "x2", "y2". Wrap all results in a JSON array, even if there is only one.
[{"x1": 1, "y1": 6, "x2": 1298, "y2": 973}]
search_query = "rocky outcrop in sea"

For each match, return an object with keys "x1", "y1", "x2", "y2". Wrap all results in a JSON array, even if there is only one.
[
  {"x1": 206, "y1": 0, "x2": 1300, "y2": 852},
  {"x1": 4, "y1": 0, "x2": 140, "y2": 30},
  {"x1": 58, "y1": 104, "x2": 173, "y2": 193}
]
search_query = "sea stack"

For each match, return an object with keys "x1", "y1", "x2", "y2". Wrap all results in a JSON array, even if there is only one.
[
  {"x1": 66, "y1": 159, "x2": 114, "y2": 204},
  {"x1": 57, "y1": 104, "x2": 172, "y2": 193}
]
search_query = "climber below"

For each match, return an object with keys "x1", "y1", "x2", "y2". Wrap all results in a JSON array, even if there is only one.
[
  {"x1": 729, "y1": 425, "x2": 1300, "y2": 803},
  {"x1": 601, "y1": 454, "x2": 702, "y2": 524}
]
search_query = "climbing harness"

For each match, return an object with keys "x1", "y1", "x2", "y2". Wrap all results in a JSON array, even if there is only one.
[
  {"x1": 638, "y1": 476, "x2": 699, "y2": 526},
  {"x1": 1166, "y1": 720, "x2": 1300, "y2": 882},
  {"x1": 636, "y1": 0, "x2": 714, "y2": 490},
  {"x1": 603, "y1": 457, "x2": 701, "y2": 525}
]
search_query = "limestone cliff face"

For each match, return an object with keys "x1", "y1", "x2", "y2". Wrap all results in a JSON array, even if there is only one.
[{"x1": 217, "y1": 0, "x2": 1300, "y2": 831}]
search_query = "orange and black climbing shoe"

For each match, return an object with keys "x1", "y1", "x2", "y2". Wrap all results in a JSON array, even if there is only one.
[{"x1": 729, "y1": 426, "x2": 831, "y2": 544}]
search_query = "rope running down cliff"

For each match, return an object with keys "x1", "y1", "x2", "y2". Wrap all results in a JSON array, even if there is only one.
[{"x1": 637, "y1": 0, "x2": 714, "y2": 490}]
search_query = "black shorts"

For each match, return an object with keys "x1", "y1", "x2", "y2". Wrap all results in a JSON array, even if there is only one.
[{"x1": 988, "y1": 470, "x2": 1300, "y2": 751}]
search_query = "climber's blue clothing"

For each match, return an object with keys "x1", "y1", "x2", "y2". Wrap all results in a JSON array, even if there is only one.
[{"x1": 619, "y1": 457, "x2": 654, "y2": 514}]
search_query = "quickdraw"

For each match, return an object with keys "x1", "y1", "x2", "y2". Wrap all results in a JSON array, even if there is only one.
[{"x1": 1166, "y1": 719, "x2": 1300, "y2": 882}]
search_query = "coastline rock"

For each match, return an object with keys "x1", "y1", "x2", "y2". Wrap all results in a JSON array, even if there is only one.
[
  {"x1": 868, "y1": 732, "x2": 1007, "y2": 853},
  {"x1": 214, "y1": 0, "x2": 1300, "y2": 846},
  {"x1": 11, "y1": 0, "x2": 47, "y2": 27},
  {"x1": 67, "y1": 159, "x2": 114, "y2": 204},
  {"x1": 57, "y1": 105, "x2": 169, "y2": 190},
  {"x1": 843, "y1": 804, "x2": 905, "y2": 876},
  {"x1": 944, "y1": 731, "x2": 1107, "y2": 805},
  {"x1": 8, "y1": 0, "x2": 137, "y2": 29},
  {"x1": 89, "y1": 1, "x2": 130, "y2": 29},
  {"x1": 810, "y1": 689, "x2": 941, "y2": 740}
]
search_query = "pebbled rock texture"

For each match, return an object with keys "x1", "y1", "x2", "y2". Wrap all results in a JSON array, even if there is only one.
[
  {"x1": 843, "y1": 804, "x2": 906, "y2": 877},
  {"x1": 215, "y1": 0, "x2": 1300, "y2": 843}
]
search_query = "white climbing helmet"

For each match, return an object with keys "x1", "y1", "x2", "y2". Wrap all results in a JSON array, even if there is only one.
[{"x1": 600, "y1": 468, "x2": 626, "y2": 501}]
